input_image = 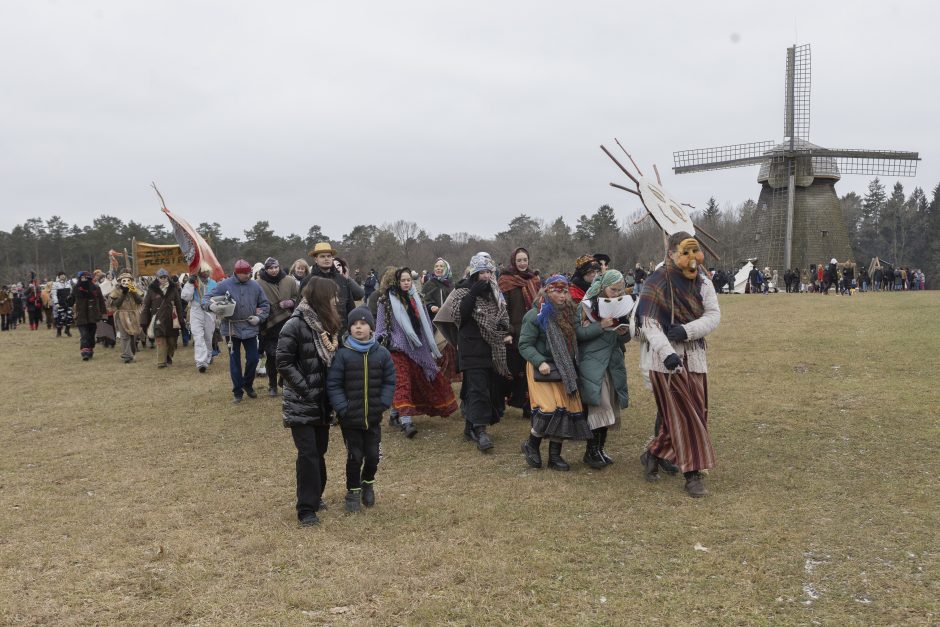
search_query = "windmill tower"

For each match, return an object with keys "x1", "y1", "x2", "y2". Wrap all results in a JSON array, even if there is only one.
[{"x1": 672, "y1": 44, "x2": 920, "y2": 270}]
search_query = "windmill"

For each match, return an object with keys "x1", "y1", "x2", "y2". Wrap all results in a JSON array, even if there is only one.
[{"x1": 672, "y1": 43, "x2": 920, "y2": 270}]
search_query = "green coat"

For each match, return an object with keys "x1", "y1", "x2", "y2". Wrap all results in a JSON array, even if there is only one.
[
  {"x1": 576, "y1": 302, "x2": 629, "y2": 409},
  {"x1": 518, "y1": 304, "x2": 604, "y2": 368}
]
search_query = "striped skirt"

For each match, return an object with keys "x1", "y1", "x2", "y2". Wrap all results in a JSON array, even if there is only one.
[{"x1": 648, "y1": 370, "x2": 715, "y2": 473}]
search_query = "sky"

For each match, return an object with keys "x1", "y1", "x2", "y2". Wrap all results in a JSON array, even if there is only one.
[{"x1": 1, "y1": 0, "x2": 937, "y2": 241}]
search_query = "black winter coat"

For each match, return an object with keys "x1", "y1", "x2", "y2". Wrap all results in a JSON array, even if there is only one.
[
  {"x1": 302, "y1": 266, "x2": 357, "y2": 320},
  {"x1": 276, "y1": 310, "x2": 332, "y2": 427},
  {"x1": 326, "y1": 338, "x2": 396, "y2": 430},
  {"x1": 455, "y1": 277, "x2": 493, "y2": 371}
]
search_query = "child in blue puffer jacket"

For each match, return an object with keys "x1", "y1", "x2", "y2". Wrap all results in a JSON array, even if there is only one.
[{"x1": 326, "y1": 307, "x2": 396, "y2": 513}]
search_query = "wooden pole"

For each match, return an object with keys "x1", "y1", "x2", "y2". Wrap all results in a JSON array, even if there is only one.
[
  {"x1": 132, "y1": 238, "x2": 138, "y2": 277},
  {"x1": 600, "y1": 145, "x2": 640, "y2": 186},
  {"x1": 609, "y1": 182, "x2": 641, "y2": 196}
]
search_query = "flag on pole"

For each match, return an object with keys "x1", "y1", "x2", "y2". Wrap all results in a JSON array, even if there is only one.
[{"x1": 161, "y1": 206, "x2": 225, "y2": 280}]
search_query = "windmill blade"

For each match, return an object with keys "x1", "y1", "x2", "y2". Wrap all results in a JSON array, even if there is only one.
[
  {"x1": 784, "y1": 43, "x2": 811, "y2": 142},
  {"x1": 801, "y1": 148, "x2": 920, "y2": 177},
  {"x1": 673, "y1": 141, "x2": 776, "y2": 174}
]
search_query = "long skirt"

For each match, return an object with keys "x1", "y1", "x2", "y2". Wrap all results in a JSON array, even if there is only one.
[
  {"x1": 439, "y1": 343, "x2": 462, "y2": 383},
  {"x1": 391, "y1": 352, "x2": 458, "y2": 418},
  {"x1": 526, "y1": 363, "x2": 590, "y2": 441},
  {"x1": 586, "y1": 374, "x2": 620, "y2": 430},
  {"x1": 648, "y1": 370, "x2": 715, "y2": 473}
]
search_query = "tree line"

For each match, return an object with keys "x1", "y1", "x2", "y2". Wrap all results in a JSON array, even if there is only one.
[{"x1": 2, "y1": 177, "x2": 938, "y2": 286}]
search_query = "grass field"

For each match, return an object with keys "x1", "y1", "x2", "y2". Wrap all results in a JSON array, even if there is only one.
[{"x1": 1, "y1": 292, "x2": 937, "y2": 625}]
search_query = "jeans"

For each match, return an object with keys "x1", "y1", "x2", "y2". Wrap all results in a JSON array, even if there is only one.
[
  {"x1": 228, "y1": 335, "x2": 259, "y2": 396},
  {"x1": 261, "y1": 320, "x2": 286, "y2": 389},
  {"x1": 341, "y1": 424, "x2": 381, "y2": 490},
  {"x1": 290, "y1": 423, "x2": 330, "y2": 517}
]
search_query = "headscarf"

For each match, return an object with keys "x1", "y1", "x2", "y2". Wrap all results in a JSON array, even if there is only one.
[
  {"x1": 469, "y1": 252, "x2": 496, "y2": 275},
  {"x1": 583, "y1": 269, "x2": 624, "y2": 301},
  {"x1": 431, "y1": 258, "x2": 452, "y2": 283},
  {"x1": 534, "y1": 276, "x2": 579, "y2": 394},
  {"x1": 498, "y1": 247, "x2": 540, "y2": 310}
]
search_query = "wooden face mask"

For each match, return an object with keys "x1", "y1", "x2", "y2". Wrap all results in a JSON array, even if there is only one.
[{"x1": 675, "y1": 238, "x2": 704, "y2": 279}]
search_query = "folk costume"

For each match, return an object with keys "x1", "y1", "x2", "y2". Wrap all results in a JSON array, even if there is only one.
[
  {"x1": 422, "y1": 258, "x2": 460, "y2": 383},
  {"x1": 636, "y1": 238, "x2": 720, "y2": 497},
  {"x1": 108, "y1": 273, "x2": 143, "y2": 363},
  {"x1": 51, "y1": 275, "x2": 74, "y2": 336},
  {"x1": 71, "y1": 272, "x2": 107, "y2": 361},
  {"x1": 578, "y1": 270, "x2": 631, "y2": 468},
  {"x1": 497, "y1": 247, "x2": 541, "y2": 414},
  {"x1": 139, "y1": 271, "x2": 186, "y2": 368},
  {"x1": 450, "y1": 253, "x2": 512, "y2": 451},
  {"x1": 518, "y1": 275, "x2": 592, "y2": 471},
  {"x1": 376, "y1": 270, "x2": 457, "y2": 433},
  {"x1": 569, "y1": 255, "x2": 600, "y2": 304}
]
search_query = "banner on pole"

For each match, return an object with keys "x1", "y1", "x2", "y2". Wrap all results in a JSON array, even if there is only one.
[
  {"x1": 134, "y1": 241, "x2": 189, "y2": 276},
  {"x1": 161, "y1": 207, "x2": 226, "y2": 280}
]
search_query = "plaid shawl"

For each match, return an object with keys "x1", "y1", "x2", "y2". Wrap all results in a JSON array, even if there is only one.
[
  {"x1": 635, "y1": 260, "x2": 705, "y2": 329},
  {"x1": 451, "y1": 280, "x2": 511, "y2": 377}
]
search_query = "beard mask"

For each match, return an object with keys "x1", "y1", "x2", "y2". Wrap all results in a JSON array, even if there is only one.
[{"x1": 674, "y1": 238, "x2": 704, "y2": 280}]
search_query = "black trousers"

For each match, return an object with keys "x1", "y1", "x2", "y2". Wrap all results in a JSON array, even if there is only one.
[
  {"x1": 341, "y1": 424, "x2": 381, "y2": 490},
  {"x1": 0, "y1": 314, "x2": 8, "y2": 331},
  {"x1": 460, "y1": 367, "x2": 504, "y2": 427},
  {"x1": 261, "y1": 320, "x2": 286, "y2": 389},
  {"x1": 77, "y1": 323, "x2": 97, "y2": 354},
  {"x1": 289, "y1": 423, "x2": 330, "y2": 517}
]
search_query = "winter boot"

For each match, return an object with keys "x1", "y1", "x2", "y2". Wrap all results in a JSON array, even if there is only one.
[
  {"x1": 684, "y1": 471, "x2": 707, "y2": 498},
  {"x1": 463, "y1": 420, "x2": 476, "y2": 442},
  {"x1": 345, "y1": 489, "x2": 362, "y2": 513},
  {"x1": 583, "y1": 432, "x2": 606, "y2": 469},
  {"x1": 65, "y1": 326, "x2": 72, "y2": 337},
  {"x1": 361, "y1": 480, "x2": 376, "y2": 508},
  {"x1": 547, "y1": 441, "x2": 570, "y2": 471},
  {"x1": 474, "y1": 425, "x2": 493, "y2": 452},
  {"x1": 598, "y1": 427, "x2": 614, "y2": 465},
  {"x1": 56, "y1": 327, "x2": 62, "y2": 337},
  {"x1": 521, "y1": 434, "x2": 543, "y2": 468},
  {"x1": 640, "y1": 450, "x2": 660, "y2": 482},
  {"x1": 402, "y1": 422, "x2": 418, "y2": 439}
]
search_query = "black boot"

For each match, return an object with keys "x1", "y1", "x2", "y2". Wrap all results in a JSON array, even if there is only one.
[
  {"x1": 598, "y1": 427, "x2": 613, "y2": 465},
  {"x1": 65, "y1": 326, "x2": 72, "y2": 337},
  {"x1": 474, "y1": 425, "x2": 493, "y2": 452},
  {"x1": 583, "y1": 432, "x2": 606, "y2": 469},
  {"x1": 640, "y1": 450, "x2": 660, "y2": 482},
  {"x1": 521, "y1": 434, "x2": 542, "y2": 468},
  {"x1": 547, "y1": 441, "x2": 570, "y2": 471},
  {"x1": 463, "y1": 420, "x2": 476, "y2": 442},
  {"x1": 56, "y1": 327, "x2": 62, "y2": 337}
]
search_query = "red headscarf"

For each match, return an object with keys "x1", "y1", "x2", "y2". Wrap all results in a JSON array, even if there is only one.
[{"x1": 498, "y1": 247, "x2": 540, "y2": 309}]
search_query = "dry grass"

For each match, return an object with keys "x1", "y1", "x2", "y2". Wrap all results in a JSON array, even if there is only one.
[{"x1": 1, "y1": 292, "x2": 938, "y2": 625}]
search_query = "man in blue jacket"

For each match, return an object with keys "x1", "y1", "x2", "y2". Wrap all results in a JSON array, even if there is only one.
[{"x1": 205, "y1": 259, "x2": 271, "y2": 403}]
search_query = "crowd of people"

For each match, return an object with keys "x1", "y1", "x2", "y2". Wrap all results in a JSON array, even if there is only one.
[{"x1": 2, "y1": 234, "x2": 725, "y2": 526}]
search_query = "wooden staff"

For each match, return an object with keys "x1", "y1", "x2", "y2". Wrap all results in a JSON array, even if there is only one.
[
  {"x1": 609, "y1": 182, "x2": 641, "y2": 196},
  {"x1": 600, "y1": 145, "x2": 640, "y2": 186}
]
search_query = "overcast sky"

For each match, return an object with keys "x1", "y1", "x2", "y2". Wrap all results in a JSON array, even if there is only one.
[{"x1": 1, "y1": 1, "x2": 937, "y2": 242}]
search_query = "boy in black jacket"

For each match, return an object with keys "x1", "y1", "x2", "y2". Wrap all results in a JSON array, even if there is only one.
[{"x1": 327, "y1": 307, "x2": 396, "y2": 513}]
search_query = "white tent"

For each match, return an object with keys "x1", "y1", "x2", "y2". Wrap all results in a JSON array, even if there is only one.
[{"x1": 732, "y1": 261, "x2": 755, "y2": 294}]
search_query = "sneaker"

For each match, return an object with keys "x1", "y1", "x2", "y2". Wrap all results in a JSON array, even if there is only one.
[
  {"x1": 243, "y1": 387, "x2": 257, "y2": 399},
  {"x1": 402, "y1": 423, "x2": 418, "y2": 439},
  {"x1": 198, "y1": 364, "x2": 207, "y2": 373},
  {"x1": 361, "y1": 482, "x2": 375, "y2": 507},
  {"x1": 232, "y1": 395, "x2": 243, "y2": 405},
  {"x1": 268, "y1": 387, "x2": 278, "y2": 397},
  {"x1": 299, "y1": 512, "x2": 320, "y2": 526},
  {"x1": 344, "y1": 490, "x2": 362, "y2": 513}
]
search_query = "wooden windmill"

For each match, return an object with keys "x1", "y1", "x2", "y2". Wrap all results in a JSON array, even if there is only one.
[{"x1": 672, "y1": 43, "x2": 919, "y2": 270}]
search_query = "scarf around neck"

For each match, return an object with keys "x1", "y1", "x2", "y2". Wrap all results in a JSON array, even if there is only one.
[
  {"x1": 388, "y1": 285, "x2": 441, "y2": 360},
  {"x1": 295, "y1": 299, "x2": 337, "y2": 367},
  {"x1": 451, "y1": 280, "x2": 511, "y2": 376},
  {"x1": 535, "y1": 297, "x2": 579, "y2": 394},
  {"x1": 635, "y1": 259, "x2": 704, "y2": 330},
  {"x1": 344, "y1": 334, "x2": 376, "y2": 353}
]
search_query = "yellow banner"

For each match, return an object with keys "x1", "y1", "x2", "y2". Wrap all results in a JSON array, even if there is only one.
[{"x1": 135, "y1": 241, "x2": 189, "y2": 276}]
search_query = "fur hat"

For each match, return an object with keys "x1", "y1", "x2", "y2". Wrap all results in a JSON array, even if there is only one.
[
  {"x1": 347, "y1": 306, "x2": 375, "y2": 330},
  {"x1": 575, "y1": 254, "x2": 600, "y2": 276}
]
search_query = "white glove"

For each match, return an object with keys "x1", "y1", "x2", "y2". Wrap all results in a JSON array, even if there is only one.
[
  {"x1": 208, "y1": 301, "x2": 221, "y2": 313},
  {"x1": 247, "y1": 315, "x2": 260, "y2": 326}
]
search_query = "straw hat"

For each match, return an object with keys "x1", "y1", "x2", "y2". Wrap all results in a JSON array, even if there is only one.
[{"x1": 308, "y1": 242, "x2": 337, "y2": 257}]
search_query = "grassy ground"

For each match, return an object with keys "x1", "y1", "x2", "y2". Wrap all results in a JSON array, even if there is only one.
[{"x1": 1, "y1": 292, "x2": 937, "y2": 625}]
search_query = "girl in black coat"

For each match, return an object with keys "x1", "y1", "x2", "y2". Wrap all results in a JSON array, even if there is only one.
[{"x1": 276, "y1": 277, "x2": 341, "y2": 526}]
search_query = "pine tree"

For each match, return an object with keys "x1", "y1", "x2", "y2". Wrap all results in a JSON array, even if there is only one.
[{"x1": 858, "y1": 178, "x2": 887, "y2": 262}]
